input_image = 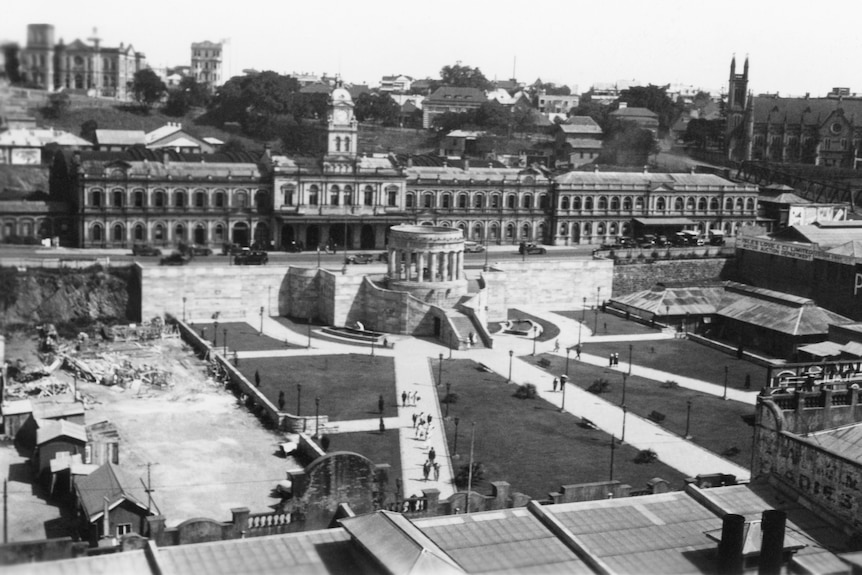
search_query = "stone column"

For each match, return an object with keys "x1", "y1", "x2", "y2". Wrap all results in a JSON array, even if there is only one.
[
  {"x1": 428, "y1": 250, "x2": 437, "y2": 282},
  {"x1": 417, "y1": 251, "x2": 426, "y2": 282},
  {"x1": 441, "y1": 250, "x2": 449, "y2": 281},
  {"x1": 455, "y1": 251, "x2": 463, "y2": 280},
  {"x1": 447, "y1": 251, "x2": 455, "y2": 281},
  {"x1": 387, "y1": 248, "x2": 395, "y2": 276}
]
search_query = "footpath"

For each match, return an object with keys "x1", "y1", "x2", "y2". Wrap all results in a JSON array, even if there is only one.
[{"x1": 235, "y1": 307, "x2": 751, "y2": 504}]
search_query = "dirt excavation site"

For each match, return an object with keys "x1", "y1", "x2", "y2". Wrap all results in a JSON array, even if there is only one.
[{"x1": 3, "y1": 330, "x2": 289, "y2": 538}]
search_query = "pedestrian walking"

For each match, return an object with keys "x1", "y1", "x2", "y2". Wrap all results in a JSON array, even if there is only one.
[
  {"x1": 412, "y1": 412, "x2": 419, "y2": 428},
  {"x1": 552, "y1": 377, "x2": 558, "y2": 392},
  {"x1": 554, "y1": 339, "x2": 560, "y2": 352},
  {"x1": 278, "y1": 391, "x2": 285, "y2": 411},
  {"x1": 379, "y1": 416, "x2": 385, "y2": 433},
  {"x1": 428, "y1": 447, "x2": 436, "y2": 463},
  {"x1": 378, "y1": 393, "x2": 384, "y2": 414},
  {"x1": 415, "y1": 393, "x2": 421, "y2": 405},
  {"x1": 402, "y1": 391, "x2": 407, "y2": 407},
  {"x1": 614, "y1": 352, "x2": 620, "y2": 366},
  {"x1": 409, "y1": 391, "x2": 416, "y2": 406},
  {"x1": 609, "y1": 353, "x2": 613, "y2": 367},
  {"x1": 575, "y1": 344, "x2": 581, "y2": 360},
  {"x1": 255, "y1": 370, "x2": 261, "y2": 387},
  {"x1": 425, "y1": 424, "x2": 434, "y2": 441},
  {"x1": 423, "y1": 460, "x2": 431, "y2": 481},
  {"x1": 433, "y1": 462, "x2": 440, "y2": 481}
]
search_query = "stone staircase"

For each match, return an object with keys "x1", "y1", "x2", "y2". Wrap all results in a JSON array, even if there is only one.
[{"x1": 448, "y1": 312, "x2": 486, "y2": 349}]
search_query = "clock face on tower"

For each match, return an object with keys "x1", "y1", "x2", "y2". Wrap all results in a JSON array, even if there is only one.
[{"x1": 334, "y1": 108, "x2": 348, "y2": 123}]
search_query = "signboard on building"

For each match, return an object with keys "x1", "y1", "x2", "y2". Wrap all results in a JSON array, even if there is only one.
[
  {"x1": 738, "y1": 237, "x2": 815, "y2": 260},
  {"x1": 787, "y1": 205, "x2": 848, "y2": 227}
]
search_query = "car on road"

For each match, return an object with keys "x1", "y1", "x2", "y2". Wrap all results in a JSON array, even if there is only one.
[
  {"x1": 132, "y1": 244, "x2": 162, "y2": 257},
  {"x1": 464, "y1": 241, "x2": 485, "y2": 253},
  {"x1": 345, "y1": 253, "x2": 375, "y2": 264},
  {"x1": 234, "y1": 250, "x2": 268, "y2": 265},
  {"x1": 159, "y1": 252, "x2": 192, "y2": 266},
  {"x1": 222, "y1": 243, "x2": 244, "y2": 256},
  {"x1": 190, "y1": 245, "x2": 213, "y2": 256},
  {"x1": 519, "y1": 242, "x2": 547, "y2": 255}
]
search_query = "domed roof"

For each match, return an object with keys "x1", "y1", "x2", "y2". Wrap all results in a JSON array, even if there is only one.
[{"x1": 331, "y1": 86, "x2": 353, "y2": 104}]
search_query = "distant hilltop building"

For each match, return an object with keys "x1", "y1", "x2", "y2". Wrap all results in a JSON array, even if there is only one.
[
  {"x1": 725, "y1": 55, "x2": 862, "y2": 167},
  {"x1": 19, "y1": 24, "x2": 146, "y2": 99},
  {"x1": 191, "y1": 40, "x2": 222, "y2": 92}
]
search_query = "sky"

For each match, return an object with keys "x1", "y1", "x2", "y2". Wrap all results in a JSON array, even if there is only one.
[{"x1": 4, "y1": 0, "x2": 861, "y2": 98}]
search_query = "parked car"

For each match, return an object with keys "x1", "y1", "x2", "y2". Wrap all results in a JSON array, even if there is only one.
[
  {"x1": 234, "y1": 250, "x2": 268, "y2": 265},
  {"x1": 620, "y1": 237, "x2": 638, "y2": 248},
  {"x1": 464, "y1": 241, "x2": 485, "y2": 253},
  {"x1": 284, "y1": 241, "x2": 303, "y2": 253},
  {"x1": 345, "y1": 253, "x2": 375, "y2": 264},
  {"x1": 222, "y1": 243, "x2": 244, "y2": 256},
  {"x1": 132, "y1": 244, "x2": 162, "y2": 257},
  {"x1": 159, "y1": 252, "x2": 191, "y2": 266},
  {"x1": 377, "y1": 252, "x2": 389, "y2": 263},
  {"x1": 190, "y1": 245, "x2": 213, "y2": 256},
  {"x1": 519, "y1": 243, "x2": 547, "y2": 255}
]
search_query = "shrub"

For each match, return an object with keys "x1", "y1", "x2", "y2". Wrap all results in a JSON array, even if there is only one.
[
  {"x1": 320, "y1": 435, "x2": 331, "y2": 451},
  {"x1": 647, "y1": 410, "x2": 666, "y2": 423},
  {"x1": 634, "y1": 449, "x2": 658, "y2": 464},
  {"x1": 513, "y1": 383, "x2": 537, "y2": 399},
  {"x1": 454, "y1": 462, "x2": 485, "y2": 489},
  {"x1": 722, "y1": 446, "x2": 740, "y2": 458},
  {"x1": 442, "y1": 392, "x2": 459, "y2": 404},
  {"x1": 587, "y1": 378, "x2": 610, "y2": 394},
  {"x1": 661, "y1": 380, "x2": 678, "y2": 389}
]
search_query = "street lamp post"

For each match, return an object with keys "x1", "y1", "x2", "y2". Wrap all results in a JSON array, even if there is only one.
[
  {"x1": 621, "y1": 373, "x2": 628, "y2": 405},
  {"x1": 578, "y1": 296, "x2": 586, "y2": 345},
  {"x1": 507, "y1": 350, "x2": 514, "y2": 383},
  {"x1": 685, "y1": 398, "x2": 692, "y2": 439},
  {"x1": 560, "y1": 374, "x2": 568, "y2": 412},
  {"x1": 532, "y1": 328, "x2": 537, "y2": 356},
  {"x1": 666, "y1": 304, "x2": 670, "y2": 327},
  {"x1": 259, "y1": 306, "x2": 264, "y2": 336},
  {"x1": 621, "y1": 405, "x2": 628, "y2": 443},
  {"x1": 453, "y1": 417, "x2": 460, "y2": 458},
  {"x1": 315, "y1": 396, "x2": 320, "y2": 438},
  {"x1": 371, "y1": 338, "x2": 375, "y2": 357},
  {"x1": 297, "y1": 383, "x2": 302, "y2": 417},
  {"x1": 445, "y1": 382, "x2": 451, "y2": 418},
  {"x1": 723, "y1": 365, "x2": 729, "y2": 400},
  {"x1": 223, "y1": 328, "x2": 228, "y2": 355},
  {"x1": 565, "y1": 347, "x2": 570, "y2": 376},
  {"x1": 182, "y1": 297, "x2": 187, "y2": 322},
  {"x1": 213, "y1": 320, "x2": 219, "y2": 347},
  {"x1": 628, "y1": 344, "x2": 633, "y2": 375},
  {"x1": 438, "y1": 353, "x2": 444, "y2": 386},
  {"x1": 593, "y1": 287, "x2": 601, "y2": 333}
]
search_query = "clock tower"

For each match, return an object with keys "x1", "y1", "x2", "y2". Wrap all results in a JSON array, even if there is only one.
[{"x1": 326, "y1": 82, "x2": 357, "y2": 159}]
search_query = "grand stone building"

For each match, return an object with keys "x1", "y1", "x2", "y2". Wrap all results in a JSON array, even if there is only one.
[
  {"x1": 726, "y1": 56, "x2": 862, "y2": 167},
  {"x1": 20, "y1": 24, "x2": 146, "y2": 99}
]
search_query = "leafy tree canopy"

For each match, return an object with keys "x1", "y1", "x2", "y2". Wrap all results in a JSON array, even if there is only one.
[
  {"x1": 353, "y1": 92, "x2": 400, "y2": 126},
  {"x1": 536, "y1": 82, "x2": 571, "y2": 96},
  {"x1": 131, "y1": 69, "x2": 167, "y2": 111},
  {"x1": 439, "y1": 63, "x2": 491, "y2": 91},
  {"x1": 617, "y1": 84, "x2": 683, "y2": 134},
  {"x1": 43, "y1": 91, "x2": 70, "y2": 119},
  {"x1": 80, "y1": 119, "x2": 98, "y2": 143},
  {"x1": 164, "y1": 76, "x2": 211, "y2": 117},
  {"x1": 599, "y1": 120, "x2": 660, "y2": 166}
]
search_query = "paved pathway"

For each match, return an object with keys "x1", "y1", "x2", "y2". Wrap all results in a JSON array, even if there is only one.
[{"x1": 229, "y1": 305, "x2": 753, "y2": 503}]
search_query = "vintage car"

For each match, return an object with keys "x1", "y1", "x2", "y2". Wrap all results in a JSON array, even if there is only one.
[
  {"x1": 345, "y1": 253, "x2": 375, "y2": 264},
  {"x1": 519, "y1": 242, "x2": 547, "y2": 255},
  {"x1": 190, "y1": 245, "x2": 213, "y2": 256},
  {"x1": 234, "y1": 250, "x2": 269, "y2": 265},
  {"x1": 159, "y1": 252, "x2": 192, "y2": 266},
  {"x1": 132, "y1": 244, "x2": 162, "y2": 257},
  {"x1": 464, "y1": 241, "x2": 485, "y2": 253}
]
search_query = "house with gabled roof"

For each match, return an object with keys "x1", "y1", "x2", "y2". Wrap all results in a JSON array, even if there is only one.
[
  {"x1": 144, "y1": 123, "x2": 216, "y2": 154},
  {"x1": 422, "y1": 87, "x2": 487, "y2": 129},
  {"x1": 34, "y1": 418, "x2": 87, "y2": 478},
  {"x1": 73, "y1": 462, "x2": 153, "y2": 545},
  {"x1": 609, "y1": 104, "x2": 659, "y2": 135}
]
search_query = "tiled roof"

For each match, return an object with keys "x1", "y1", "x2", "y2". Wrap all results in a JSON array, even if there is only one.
[
  {"x1": 4, "y1": 549, "x2": 151, "y2": 575},
  {"x1": 758, "y1": 192, "x2": 809, "y2": 204},
  {"x1": 826, "y1": 240, "x2": 862, "y2": 258},
  {"x1": 610, "y1": 107, "x2": 658, "y2": 118},
  {"x1": 773, "y1": 222, "x2": 862, "y2": 249},
  {"x1": 751, "y1": 96, "x2": 862, "y2": 125},
  {"x1": 562, "y1": 116, "x2": 603, "y2": 132}
]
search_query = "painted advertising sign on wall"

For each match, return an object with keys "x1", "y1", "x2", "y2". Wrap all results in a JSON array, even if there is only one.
[{"x1": 787, "y1": 205, "x2": 848, "y2": 227}]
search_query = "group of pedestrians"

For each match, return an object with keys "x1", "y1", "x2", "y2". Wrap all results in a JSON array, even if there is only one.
[
  {"x1": 412, "y1": 411, "x2": 434, "y2": 440},
  {"x1": 422, "y1": 447, "x2": 440, "y2": 481},
  {"x1": 609, "y1": 352, "x2": 620, "y2": 367},
  {"x1": 401, "y1": 390, "x2": 421, "y2": 406}
]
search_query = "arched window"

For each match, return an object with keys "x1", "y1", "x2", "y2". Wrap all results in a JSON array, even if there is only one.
[
  {"x1": 175, "y1": 224, "x2": 185, "y2": 242},
  {"x1": 656, "y1": 197, "x2": 666, "y2": 211},
  {"x1": 113, "y1": 189, "x2": 123, "y2": 207},
  {"x1": 610, "y1": 197, "x2": 620, "y2": 210},
  {"x1": 215, "y1": 191, "x2": 225, "y2": 208},
  {"x1": 442, "y1": 194, "x2": 451, "y2": 209},
  {"x1": 635, "y1": 197, "x2": 644, "y2": 210},
  {"x1": 154, "y1": 224, "x2": 165, "y2": 242},
  {"x1": 573, "y1": 197, "x2": 582, "y2": 210},
  {"x1": 698, "y1": 198, "x2": 707, "y2": 211},
  {"x1": 597, "y1": 196, "x2": 608, "y2": 210},
  {"x1": 308, "y1": 185, "x2": 319, "y2": 206},
  {"x1": 255, "y1": 190, "x2": 268, "y2": 210},
  {"x1": 491, "y1": 194, "x2": 500, "y2": 208},
  {"x1": 134, "y1": 223, "x2": 145, "y2": 241},
  {"x1": 134, "y1": 190, "x2": 144, "y2": 207},
  {"x1": 235, "y1": 190, "x2": 248, "y2": 208},
  {"x1": 725, "y1": 198, "x2": 734, "y2": 211},
  {"x1": 521, "y1": 223, "x2": 530, "y2": 238},
  {"x1": 710, "y1": 198, "x2": 719, "y2": 211},
  {"x1": 746, "y1": 198, "x2": 755, "y2": 211},
  {"x1": 583, "y1": 222, "x2": 592, "y2": 236},
  {"x1": 584, "y1": 197, "x2": 594, "y2": 210},
  {"x1": 335, "y1": 136, "x2": 341, "y2": 152},
  {"x1": 735, "y1": 198, "x2": 744, "y2": 211},
  {"x1": 195, "y1": 191, "x2": 206, "y2": 208},
  {"x1": 560, "y1": 224, "x2": 568, "y2": 235},
  {"x1": 92, "y1": 190, "x2": 103, "y2": 207},
  {"x1": 330, "y1": 185, "x2": 340, "y2": 206},
  {"x1": 610, "y1": 222, "x2": 618, "y2": 235},
  {"x1": 424, "y1": 193, "x2": 434, "y2": 208},
  {"x1": 686, "y1": 197, "x2": 696, "y2": 211},
  {"x1": 561, "y1": 197, "x2": 570, "y2": 210},
  {"x1": 622, "y1": 197, "x2": 632, "y2": 211},
  {"x1": 506, "y1": 223, "x2": 515, "y2": 240},
  {"x1": 674, "y1": 198, "x2": 684, "y2": 211},
  {"x1": 406, "y1": 193, "x2": 415, "y2": 208},
  {"x1": 112, "y1": 223, "x2": 124, "y2": 242},
  {"x1": 386, "y1": 185, "x2": 399, "y2": 206},
  {"x1": 507, "y1": 195, "x2": 516, "y2": 209},
  {"x1": 472, "y1": 223, "x2": 482, "y2": 240},
  {"x1": 539, "y1": 194, "x2": 548, "y2": 209},
  {"x1": 343, "y1": 185, "x2": 352, "y2": 206},
  {"x1": 174, "y1": 191, "x2": 186, "y2": 208},
  {"x1": 92, "y1": 223, "x2": 103, "y2": 242},
  {"x1": 522, "y1": 195, "x2": 532, "y2": 209},
  {"x1": 490, "y1": 223, "x2": 499, "y2": 240},
  {"x1": 344, "y1": 138, "x2": 351, "y2": 152},
  {"x1": 597, "y1": 222, "x2": 606, "y2": 235},
  {"x1": 474, "y1": 194, "x2": 484, "y2": 209},
  {"x1": 214, "y1": 224, "x2": 225, "y2": 242},
  {"x1": 458, "y1": 194, "x2": 467, "y2": 209},
  {"x1": 282, "y1": 184, "x2": 295, "y2": 206},
  {"x1": 362, "y1": 185, "x2": 374, "y2": 206}
]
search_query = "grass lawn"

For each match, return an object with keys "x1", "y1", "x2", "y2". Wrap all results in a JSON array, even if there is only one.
[
  {"x1": 580, "y1": 338, "x2": 768, "y2": 391},
  {"x1": 439, "y1": 360, "x2": 690, "y2": 500},
  {"x1": 324, "y1": 429, "x2": 402, "y2": 496},
  {"x1": 487, "y1": 308, "x2": 560, "y2": 342},
  {"x1": 204, "y1": 321, "x2": 303, "y2": 353},
  {"x1": 531, "y1": 353, "x2": 755, "y2": 469},
  {"x1": 238, "y1": 354, "x2": 397, "y2": 420},
  {"x1": 553, "y1": 309, "x2": 660, "y2": 337}
]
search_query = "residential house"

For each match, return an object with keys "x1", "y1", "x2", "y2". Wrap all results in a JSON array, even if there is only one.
[
  {"x1": 438, "y1": 130, "x2": 487, "y2": 158},
  {"x1": 609, "y1": 104, "x2": 660, "y2": 135},
  {"x1": 34, "y1": 419, "x2": 87, "y2": 478},
  {"x1": 553, "y1": 116, "x2": 604, "y2": 168},
  {"x1": 73, "y1": 462, "x2": 153, "y2": 546},
  {"x1": 422, "y1": 87, "x2": 486, "y2": 129},
  {"x1": 144, "y1": 123, "x2": 216, "y2": 155},
  {"x1": 94, "y1": 130, "x2": 145, "y2": 152},
  {"x1": 379, "y1": 74, "x2": 412, "y2": 93},
  {"x1": 536, "y1": 92, "x2": 580, "y2": 119},
  {"x1": 0, "y1": 127, "x2": 94, "y2": 165}
]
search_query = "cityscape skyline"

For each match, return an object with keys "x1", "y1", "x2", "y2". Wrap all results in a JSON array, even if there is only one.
[{"x1": 3, "y1": 0, "x2": 862, "y2": 97}]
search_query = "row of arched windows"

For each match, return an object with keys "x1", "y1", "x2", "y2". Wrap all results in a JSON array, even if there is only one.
[
  {"x1": 406, "y1": 191, "x2": 549, "y2": 210},
  {"x1": 417, "y1": 220, "x2": 546, "y2": 242},
  {"x1": 88, "y1": 221, "x2": 271, "y2": 245},
  {"x1": 88, "y1": 188, "x2": 269, "y2": 210},
  {"x1": 558, "y1": 195, "x2": 756, "y2": 213},
  {"x1": 280, "y1": 184, "x2": 399, "y2": 207}
]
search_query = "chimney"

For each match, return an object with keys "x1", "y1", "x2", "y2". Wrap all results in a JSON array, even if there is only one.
[
  {"x1": 759, "y1": 510, "x2": 786, "y2": 575},
  {"x1": 463, "y1": 158, "x2": 470, "y2": 170},
  {"x1": 643, "y1": 165, "x2": 649, "y2": 174},
  {"x1": 163, "y1": 150, "x2": 170, "y2": 165},
  {"x1": 717, "y1": 514, "x2": 745, "y2": 574},
  {"x1": 407, "y1": 156, "x2": 413, "y2": 168}
]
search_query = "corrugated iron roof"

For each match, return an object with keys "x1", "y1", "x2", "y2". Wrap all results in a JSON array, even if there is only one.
[
  {"x1": 74, "y1": 462, "x2": 147, "y2": 522},
  {"x1": 95, "y1": 129, "x2": 146, "y2": 146},
  {"x1": 554, "y1": 171, "x2": 750, "y2": 189},
  {"x1": 4, "y1": 549, "x2": 151, "y2": 575},
  {"x1": 36, "y1": 419, "x2": 87, "y2": 445}
]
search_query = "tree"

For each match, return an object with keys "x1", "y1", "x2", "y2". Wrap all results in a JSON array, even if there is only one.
[
  {"x1": 600, "y1": 120, "x2": 660, "y2": 166},
  {"x1": 617, "y1": 84, "x2": 684, "y2": 135},
  {"x1": 220, "y1": 138, "x2": 247, "y2": 154},
  {"x1": 43, "y1": 91, "x2": 70, "y2": 119},
  {"x1": 572, "y1": 96, "x2": 611, "y2": 132},
  {"x1": 474, "y1": 100, "x2": 509, "y2": 132},
  {"x1": 2, "y1": 43, "x2": 22, "y2": 84},
  {"x1": 164, "y1": 76, "x2": 211, "y2": 117},
  {"x1": 439, "y1": 63, "x2": 491, "y2": 91},
  {"x1": 354, "y1": 92, "x2": 400, "y2": 125},
  {"x1": 131, "y1": 69, "x2": 167, "y2": 111},
  {"x1": 80, "y1": 119, "x2": 98, "y2": 143}
]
